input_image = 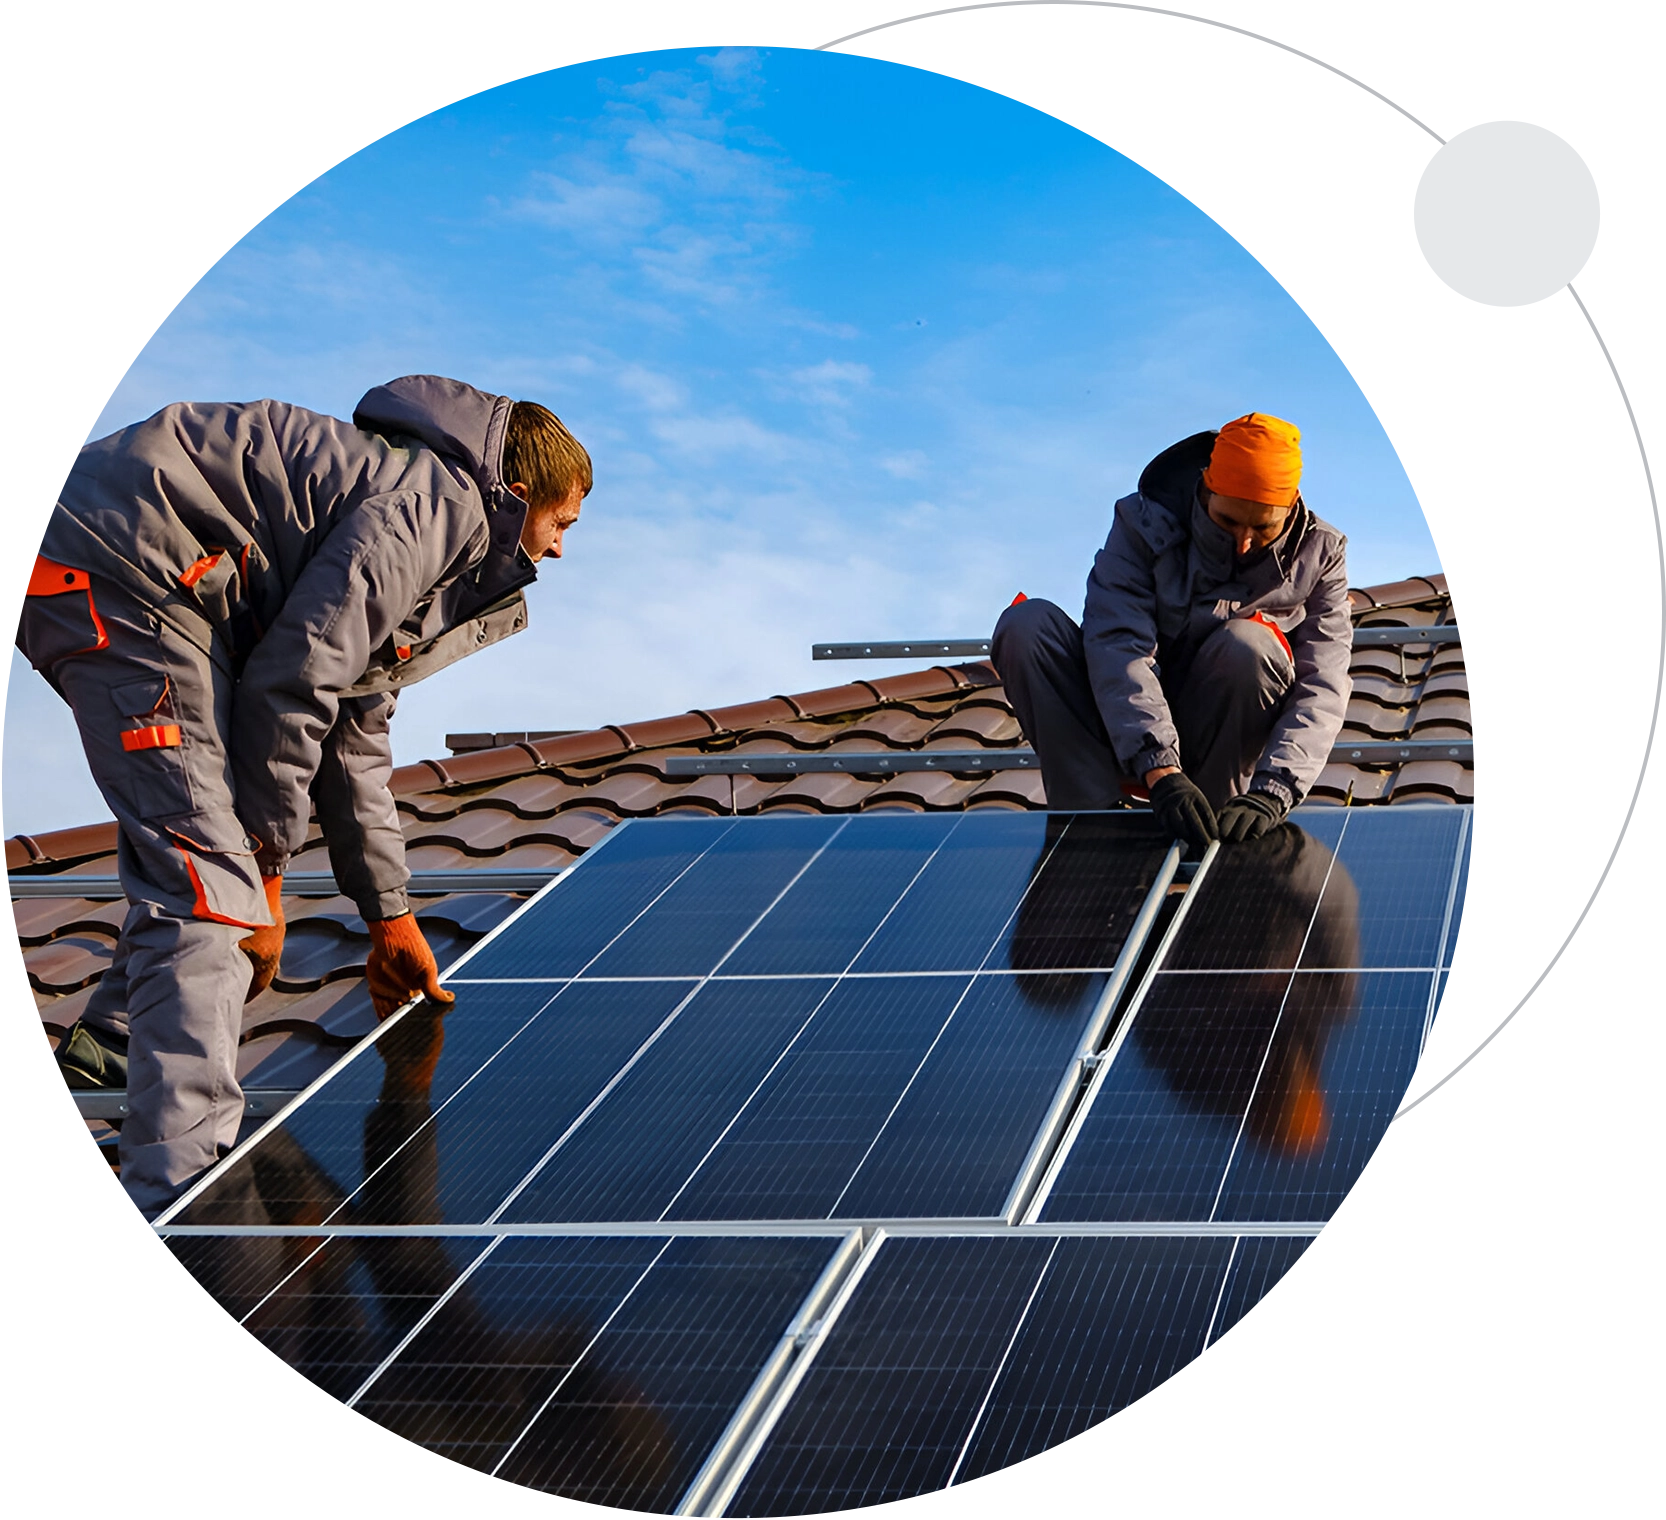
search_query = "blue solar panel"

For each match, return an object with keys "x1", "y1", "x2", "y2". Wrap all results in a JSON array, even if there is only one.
[
  {"x1": 351, "y1": 1234, "x2": 837, "y2": 1512},
  {"x1": 456, "y1": 818, "x2": 725, "y2": 979},
  {"x1": 726, "y1": 1233, "x2": 1274, "y2": 1514},
  {"x1": 157, "y1": 802, "x2": 1466, "y2": 1514},
  {"x1": 1037, "y1": 805, "x2": 1467, "y2": 1225}
]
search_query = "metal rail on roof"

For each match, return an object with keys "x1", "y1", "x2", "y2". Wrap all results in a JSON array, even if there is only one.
[
  {"x1": 812, "y1": 626, "x2": 1460, "y2": 659},
  {"x1": 667, "y1": 739, "x2": 1471, "y2": 776},
  {"x1": 11, "y1": 741, "x2": 1472, "y2": 900},
  {"x1": 10, "y1": 868, "x2": 560, "y2": 902},
  {"x1": 75, "y1": 1088, "x2": 301, "y2": 1120}
]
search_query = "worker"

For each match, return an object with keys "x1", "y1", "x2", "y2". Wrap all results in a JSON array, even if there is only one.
[
  {"x1": 991, "y1": 414, "x2": 1351, "y2": 848},
  {"x1": 17, "y1": 374, "x2": 591, "y2": 1216}
]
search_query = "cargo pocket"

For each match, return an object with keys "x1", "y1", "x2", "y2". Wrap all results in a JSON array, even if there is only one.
[
  {"x1": 17, "y1": 559, "x2": 109, "y2": 670},
  {"x1": 111, "y1": 674, "x2": 197, "y2": 819},
  {"x1": 159, "y1": 810, "x2": 270, "y2": 929}
]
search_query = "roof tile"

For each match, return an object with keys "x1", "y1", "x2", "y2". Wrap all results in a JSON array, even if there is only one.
[
  {"x1": 524, "y1": 727, "x2": 633, "y2": 768},
  {"x1": 693, "y1": 698, "x2": 801, "y2": 731},
  {"x1": 782, "y1": 682, "x2": 882, "y2": 719},
  {"x1": 616, "y1": 712, "x2": 719, "y2": 749}
]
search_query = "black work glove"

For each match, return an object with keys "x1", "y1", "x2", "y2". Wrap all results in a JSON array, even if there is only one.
[
  {"x1": 1148, "y1": 771, "x2": 1218, "y2": 853},
  {"x1": 1217, "y1": 788, "x2": 1288, "y2": 842}
]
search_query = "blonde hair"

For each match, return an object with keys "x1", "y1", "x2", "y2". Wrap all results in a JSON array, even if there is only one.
[{"x1": 502, "y1": 401, "x2": 592, "y2": 505}]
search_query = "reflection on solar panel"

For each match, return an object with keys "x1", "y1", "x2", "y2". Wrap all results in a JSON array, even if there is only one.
[{"x1": 156, "y1": 805, "x2": 1467, "y2": 1513}]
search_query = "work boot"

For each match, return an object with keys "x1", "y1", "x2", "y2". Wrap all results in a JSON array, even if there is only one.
[{"x1": 56, "y1": 1020, "x2": 129, "y2": 1090}]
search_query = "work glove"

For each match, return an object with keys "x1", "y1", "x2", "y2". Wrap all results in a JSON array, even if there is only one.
[
  {"x1": 238, "y1": 874, "x2": 287, "y2": 1001},
  {"x1": 1217, "y1": 789, "x2": 1288, "y2": 843},
  {"x1": 1148, "y1": 771, "x2": 1218, "y2": 853},
  {"x1": 366, "y1": 913, "x2": 457, "y2": 1019}
]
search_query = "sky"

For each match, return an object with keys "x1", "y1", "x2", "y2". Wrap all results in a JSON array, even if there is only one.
[{"x1": 3, "y1": 44, "x2": 1436, "y2": 835}]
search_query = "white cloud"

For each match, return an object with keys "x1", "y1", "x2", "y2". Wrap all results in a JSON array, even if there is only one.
[
  {"x1": 880, "y1": 449, "x2": 929, "y2": 479},
  {"x1": 787, "y1": 360, "x2": 872, "y2": 408}
]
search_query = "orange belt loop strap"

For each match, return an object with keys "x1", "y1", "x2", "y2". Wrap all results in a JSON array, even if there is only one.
[
  {"x1": 121, "y1": 724, "x2": 182, "y2": 752},
  {"x1": 179, "y1": 551, "x2": 224, "y2": 588},
  {"x1": 395, "y1": 645, "x2": 413, "y2": 661},
  {"x1": 1244, "y1": 611, "x2": 1294, "y2": 663},
  {"x1": 27, "y1": 556, "x2": 91, "y2": 597}
]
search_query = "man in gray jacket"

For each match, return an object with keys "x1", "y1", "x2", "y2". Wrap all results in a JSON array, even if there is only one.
[
  {"x1": 992, "y1": 413, "x2": 1350, "y2": 850},
  {"x1": 18, "y1": 375, "x2": 591, "y2": 1215}
]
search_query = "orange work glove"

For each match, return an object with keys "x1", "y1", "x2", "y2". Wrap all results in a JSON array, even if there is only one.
[
  {"x1": 365, "y1": 913, "x2": 457, "y2": 1019},
  {"x1": 238, "y1": 874, "x2": 286, "y2": 1002}
]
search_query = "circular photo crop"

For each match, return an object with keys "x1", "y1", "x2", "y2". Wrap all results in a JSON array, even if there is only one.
[{"x1": 10, "y1": 45, "x2": 1468, "y2": 1515}]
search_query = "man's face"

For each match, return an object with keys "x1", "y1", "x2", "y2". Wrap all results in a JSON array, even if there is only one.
[
  {"x1": 511, "y1": 482, "x2": 585, "y2": 561},
  {"x1": 1203, "y1": 489, "x2": 1293, "y2": 560}
]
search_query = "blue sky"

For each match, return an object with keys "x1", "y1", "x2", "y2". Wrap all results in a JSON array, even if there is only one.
[{"x1": 5, "y1": 45, "x2": 1435, "y2": 834}]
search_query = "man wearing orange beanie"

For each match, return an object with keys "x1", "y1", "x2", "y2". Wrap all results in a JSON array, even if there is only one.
[{"x1": 992, "y1": 414, "x2": 1352, "y2": 849}]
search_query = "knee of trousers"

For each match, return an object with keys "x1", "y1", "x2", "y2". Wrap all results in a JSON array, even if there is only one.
[
  {"x1": 991, "y1": 598, "x2": 1080, "y2": 678},
  {"x1": 1191, "y1": 617, "x2": 1294, "y2": 695}
]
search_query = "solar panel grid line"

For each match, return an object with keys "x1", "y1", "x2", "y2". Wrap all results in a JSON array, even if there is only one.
[
  {"x1": 1019, "y1": 840, "x2": 1223, "y2": 1225},
  {"x1": 942, "y1": 1238, "x2": 1064, "y2": 1489},
  {"x1": 1197, "y1": 1234, "x2": 1244, "y2": 1349},
  {"x1": 1419, "y1": 807, "x2": 1472, "y2": 1054},
  {"x1": 305, "y1": 983, "x2": 572, "y2": 1231},
  {"x1": 485, "y1": 1236, "x2": 679, "y2": 1480},
  {"x1": 423, "y1": 813, "x2": 650, "y2": 981},
  {"x1": 482, "y1": 824, "x2": 858, "y2": 1224},
  {"x1": 151, "y1": 990, "x2": 433, "y2": 1228},
  {"x1": 702, "y1": 1230, "x2": 893, "y2": 1518},
  {"x1": 820, "y1": 815, "x2": 1089, "y2": 1218},
  {"x1": 237, "y1": 1235, "x2": 330, "y2": 1327},
  {"x1": 343, "y1": 1235, "x2": 505, "y2": 1409},
  {"x1": 653, "y1": 818, "x2": 969, "y2": 1222},
  {"x1": 479, "y1": 980, "x2": 713, "y2": 1226},
  {"x1": 675, "y1": 1230, "x2": 867, "y2": 1517},
  {"x1": 1204, "y1": 811, "x2": 1356, "y2": 1223},
  {"x1": 997, "y1": 844, "x2": 1184, "y2": 1225},
  {"x1": 151, "y1": 820, "x2": 660, "y2": 1230}
]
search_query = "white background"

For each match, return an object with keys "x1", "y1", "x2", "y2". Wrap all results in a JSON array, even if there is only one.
[{"x1": 1, "y1": 2, "x2": 1658, "y2": 1514}]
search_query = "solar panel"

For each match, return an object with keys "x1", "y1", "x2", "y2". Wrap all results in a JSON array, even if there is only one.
[
  {"x1": 720, "y1": 1231, "x2": 1294, "y2": 1515},
  {"x1": 155, "y1": 804, "x2": 1466, "y2": 1512},
  {"x1": 1033, "y1": 805, "x2": 1470, "y2": 1224}
]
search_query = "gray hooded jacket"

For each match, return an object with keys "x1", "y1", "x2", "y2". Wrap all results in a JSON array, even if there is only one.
[
  {"x1": 42, "y1": 375, "x2": 538, "y2": 918},
  {"x1": 1082, "y1": 430, "x2": 1352, "y2": 803}
]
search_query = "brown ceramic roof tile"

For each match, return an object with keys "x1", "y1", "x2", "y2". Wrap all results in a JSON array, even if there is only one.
[
  {"x1": 555, "y1": 772, "x2": 685, "y2": 817},
  {"x1": 1349, "y1": 575, "x2": 1448, "y2": 610},
  {"x1": 859, "y1": 770, "x2": 986, "y2": 810},
  {"x1": 756, "y1": 772, "x2": 878, "y2": 812},
  {"x1": 490, "y1": 841, "x2": 584, "y2": 871},
  {"x1": 1411, "y1": 695, "x2": 1472, "y2": 731},
  {"x1": 1429, "y1": 646, "x2": 1466, "y2": 674},
  {"x1": 1347, "y1": 673, "x2": 1423, "y2": 708},
  {"x1": 840, "y1": 709, "x2": 942, "y2": 745},
  {"x1": 782, "y1": 681, "x2": 882, "y2": 719},
  {"x1": 616, "y1": 712, "x2": 720, "y2": 749},
  {"x1": 1308, "y1": 765, "x2": 1395, "y2": 805},
  {"x1": 8, "y1": 821, "x2": 120, "y2": 869},
  {"x1": 524, "y1": 727, "x2": 633, "y2": 769},
  {"x1": 463, "y1": 773, "x2": 588, "y2": 817},
  {"x1": 1341, "y1": 703, "x2": 1416, "y2": 739},
  {"x1": 693, "y1": 698, "x2": 801, "y2": 730},
  {"x1": 1388, "y1": 761, "x2": 1474, "y2": 803},
  {"x1": 1421, "y1": 670, "x2": 1469, "y2": 699},
  {"x1": 963, "y1": 770, "x2": 1048, "y2": 809},
  {"x1": 11, "y1": 897, "x2": 127, "y2": 946},
  {"x1": 729, "y1": 720, "x2": 855, "y2": 750},
  {"x1": 925, "y1": 705, "x2": 1024, "y2": 745},
  {"x1": 731, "y1": 774, "x2": 791, "y2": 813},
  {"x1": 25, "y1": 934, "x2": 117, "y2": 994}
]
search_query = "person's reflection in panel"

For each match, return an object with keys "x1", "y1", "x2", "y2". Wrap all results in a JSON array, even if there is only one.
[
  {"x1": 1006, "y1": 813, "x2": 1166, "y2": 1010},
  {"x1": 231, "y1": 1000, "x2": 677, "y2": 1498},
  {"x1": 1134, "y1": 821, "x2": 1361, "y2": 1157}
]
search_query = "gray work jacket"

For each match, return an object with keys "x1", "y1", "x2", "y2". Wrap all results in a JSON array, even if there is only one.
[
  {"x1": 1082, "y1": 430, "x2": 1352, "y2": 803},
  {"x1": 40, "y1": 375, "x2": 538, "y2": 919}
]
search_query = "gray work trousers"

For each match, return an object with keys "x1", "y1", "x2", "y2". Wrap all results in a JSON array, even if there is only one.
[
  {"x1": 18, "y1": 573, "x2": 271, "y2": 1216},
  {"x1": 991, "y1": 598, "x2": 1295, "y2": 811}
]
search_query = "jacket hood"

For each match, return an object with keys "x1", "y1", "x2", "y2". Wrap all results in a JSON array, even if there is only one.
[{"x1": 354, "y1": 374, "x2": 536, "y2": 605}]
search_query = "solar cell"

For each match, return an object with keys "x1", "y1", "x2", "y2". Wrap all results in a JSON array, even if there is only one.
[
  {"x1": 1206, "y1": 1234, "x2": 1313, "y2": 1344},
  {"x1": 356, "y1": 1233, "x2": 839, "y2": 1520},
  {"x1": 455, "y1": 818, "x2": 725, "y2": 979}
]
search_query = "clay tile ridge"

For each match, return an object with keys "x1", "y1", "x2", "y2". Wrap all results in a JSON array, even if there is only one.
[
  {"x1": 6, "y1": 821, "x2": 119, "y2": 870},
  {"x1": 1348, "y1": 572, "x2": 1449, "y2": 612}
]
